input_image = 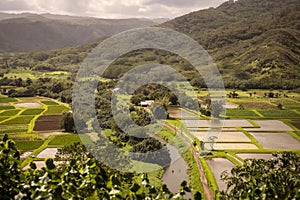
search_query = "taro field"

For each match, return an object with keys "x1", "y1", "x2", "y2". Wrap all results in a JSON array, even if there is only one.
[
  {"x1": 166, "y1": 90, "x2": 300, "y2": 194},
  {"x1": 0, "y1": 95, "x2": 84, "y2": 166}
]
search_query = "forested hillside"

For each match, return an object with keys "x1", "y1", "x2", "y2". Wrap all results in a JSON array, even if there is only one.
[
  {"x1": 160, "y1": 0, "x2": 300, "y2": 89},
  {"x1": 1, "y1": 0, "x2": 299, "y2": 89}
]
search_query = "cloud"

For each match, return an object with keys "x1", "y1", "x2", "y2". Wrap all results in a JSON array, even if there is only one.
[
  {"x1": 0, "y1": 0, "x2": 31, "y2": 11},
  {"x1": 0, "y1": 0, "x2": 227, "y2": 18}
]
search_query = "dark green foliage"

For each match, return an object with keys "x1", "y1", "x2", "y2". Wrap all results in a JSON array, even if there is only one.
[
  {"x1": 220, "y1": 152, "x2": 300, "y2": 199},
  {"x1": 131, "y1": 107, "x2": 152, "y2": 126},
  {"x1": 0, "y1": 0, "x2": 299, "y2": 90},
  {"x1": 7, "y1": 88, "x2": 36, "y2": 97},
  {"x1": 61, "y1": 112, "x2": 75, "y2": 132},
  {"x1": 160, "y1": 0, "x2": 300, "y2": 89},
  {"x1": 0, "y1": 135, "x2": 192, "y2": 199},
  {"x1": 0, "y1": 134, "x2": 21, "y2": 199},
  {"x1": 130, "y1": 137, "x2": 171, "y2": 167}
]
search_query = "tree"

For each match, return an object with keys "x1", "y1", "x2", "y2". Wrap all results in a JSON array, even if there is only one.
[
  {"x1": 220, "y1": 152, "x2": 300, "y2": 199},
  {"x1": 61, "y1": 112, "x2": 75, "y2": 132},
  {"x1": 0, "y1": 135, "x2": 194, "y2": 199}
]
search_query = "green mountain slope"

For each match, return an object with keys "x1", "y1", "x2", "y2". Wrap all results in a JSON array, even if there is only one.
[
  {"x1": 0, "y1": 14, "x2": 158, "y2": 52},
  {"x1": 1, "y1": 0, "x2": 299, "y2": 89},
  {"x1": 160, "y1": 0, "x2": 300, "y2": 89}
]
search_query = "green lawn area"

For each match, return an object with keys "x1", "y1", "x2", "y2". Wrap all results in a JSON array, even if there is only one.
[
  {"x1": 1, "y1": 115, "x2": 35, "y2": 125},
  {"x1": 0, "y1": 124, "x2": 28, "y2": 133},
  {"x1": 0, "y1": 105, "x2": 15, "y2": 110},
  {"x1": 15, "y1": 140, "x2": 44, "y2": 151},
  {"x1": 257, "y1": 109, "x2": 300, "y2": 118},
  {"x1": 0, "y1": 109, "x2": 20, "y2": 116},
  {"x1": 0, "y1": 97, "x2": 18, "y2": 103},
  {"x1": 223, "y1": 109, "x2": 260, "y2": 118},
  {"x1": 20, "y1": 108, "x2": 44, "y2": 115},
  {"x1": 44, "y1": 105, "x2": 69, "y2": 115},
  {"x1": 41, "y1": 101, "x2": 59, "y2": 106}
]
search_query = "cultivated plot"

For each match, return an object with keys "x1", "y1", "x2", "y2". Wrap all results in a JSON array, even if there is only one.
[
  {"x1": 206, "y1": 158, "x2": 235, "y2": 191},
  {"x1": 236, "y1": 153, "x2": 274, "y2": 160},
  {"x1": 191, "y1": 131, "x2": 251, "y2": 142},
  {"x1": 168, "y1": 108, "x2": 198, "y2": 119},
  {"x1": 250, "y1": 132, "x2": 300, "y2": 150},
  {"x1": 37, "y1": 148, "x2": 58, "y2": 158},
  {"x1": 182, "y1": 120, "x2": 254, "y2": 128},
  {"x1": 15, "y1": 102, "x2": 42, "y2": 108},
  {"x1": 34, "y1": 115, "x2": 63, "y2": 131},
  {"x1": 245, "y1": 120, "x2": 294, "y2": 131},
  {"x1": 213, "y1": 143, "x2": 258, "y2": 150}
]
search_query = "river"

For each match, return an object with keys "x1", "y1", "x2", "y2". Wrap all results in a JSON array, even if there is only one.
[{"x1": 162, "y1": 144, "x2": 192, "y2": 199}]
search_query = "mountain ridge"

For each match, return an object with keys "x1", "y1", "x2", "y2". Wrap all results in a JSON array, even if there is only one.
[{"x1": 0, "y1": 13, "x2": 163, "y2": 52}]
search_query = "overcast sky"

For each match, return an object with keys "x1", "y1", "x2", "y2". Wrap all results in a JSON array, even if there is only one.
[{"x1": 0, "y1": 0, "x2": 228, "y2": 19}]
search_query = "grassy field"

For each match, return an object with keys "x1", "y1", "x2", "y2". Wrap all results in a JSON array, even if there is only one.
[
  {"x1": 0, "y1": 124, "x2": 28, "y2": 133},
  {"x1": 20, "y1": 108, "x2": 44, "y2": 115},
  {"x1": 257, "y1": 109, "x2": 300, "y2": 119},
  {"x1": 3, "y1": 69, "x2": 70, "y2": 80},
  {"x1": 0, "y1": 105, "x2": 15, "y2": 110},
  {"x1": 15, "y1": 140, "x2": 44, "y2": 151},
  {"x1": 1, "y1": 115, "x2": 35, "y2": 125},
  {"x1": 223, "y1": 109, "x2": 260, "y2": 118},
  {"x1": 44, "y1": 105, "x2": 69, "y2": 115},
  {"x1": 41, "y1": 100, "x2": 59, "y2": 106},
  {"x1": 0, "y1": 116, "x2": 11, "y2": 122},
  {"x1": 0, "y1": 109, "x2": 20, "y2": 116},
  {"x1": 0, "y1": 97, "x2": 17, "y2": 103},
  {"x1": 48, "y1": 134, "x2": 83, "y2": 146}
]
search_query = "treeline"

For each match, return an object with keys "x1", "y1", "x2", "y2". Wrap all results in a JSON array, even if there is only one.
[{"x1": 0, "y1": 77, "x2": 73, "y2": 103}]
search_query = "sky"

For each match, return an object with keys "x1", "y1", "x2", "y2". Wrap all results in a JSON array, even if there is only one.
[{"x1": 0, "y1": 0, "x2": 228, "y2": 19}]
